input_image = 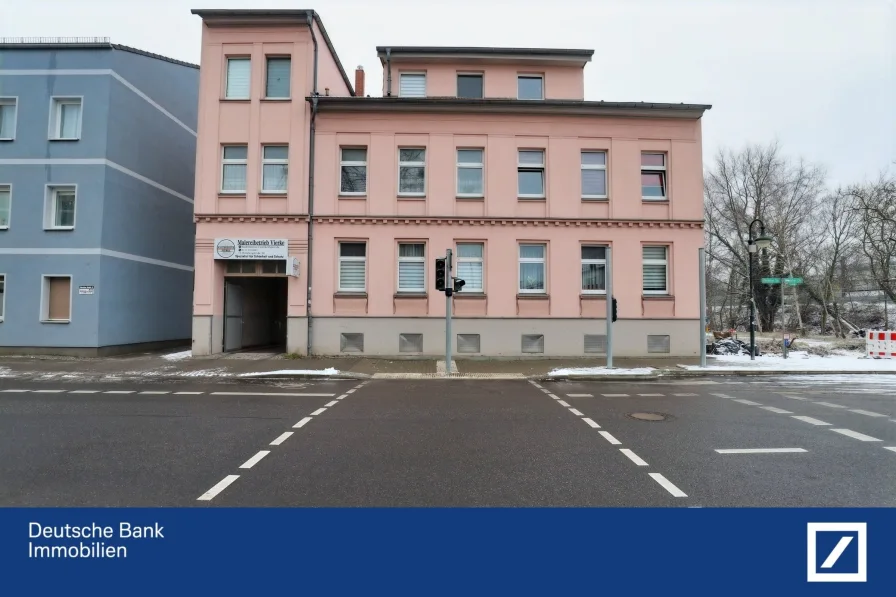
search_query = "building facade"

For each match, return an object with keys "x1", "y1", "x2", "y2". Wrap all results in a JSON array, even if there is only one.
[
  {"x1": 0, "y1": 39, "x2": 199, "y2": 355},
  {"x1": 191, "y1": 10, "x2": 711, "y2": 358}
]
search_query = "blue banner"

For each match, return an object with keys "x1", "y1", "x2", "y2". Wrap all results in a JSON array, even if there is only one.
[{"x1": 1, "y1": 508, "x2": 891, "y2": 595}]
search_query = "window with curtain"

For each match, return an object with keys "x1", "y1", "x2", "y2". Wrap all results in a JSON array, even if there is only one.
[
  {"x1": 642, "y1": 246, "x2": 668, "y2": 294},
  {"x1": 398, "y1": 148, "x2": 426, "y2": 195},
  {"x1": 44, "y1": 185, "x2": 76, "y2": 229},
  {"x1": 0, "y1": 186, "x2": 10, "y2": 228},
  {"x1": 338, "y1": 242, "x2": 367, "y2": 291},
  {"x1": 581, "y1": 151, "x2": 607, "y2": 198},
  {"x1": 456, "y1": 243, "x2": 484, "y2": 292},
  {"x1": 221, "y1": 145, "x2": 248, "y2": 193},
  {"x1": 399, "y1": 73, "x2": 426, "y2": 97},
  {"x1": 397, "y1": 243, "x2": 425, "y2": 292},
  {"x1": 225, "y1": 58, "x2": 251, "y2": 99},
  {"x1": 50, "y1": 98, "x2": 82, "y2": 140},
  {"x1": 518, "y1": 150, "x2": 545, "y2": 198},
  {"x1": 265, "y1": 57, "x2": 291, "y2": 98},
  {"x1": 519, "y1": 244, "x2": 546, "y2": 293},
  {"x1": 261, "y1": 145, "x2": 288, "y2": 192},
  {"x1": 581, "y1": 246, "x2": 606, "y2": 293},
  {"x1": 340, "y1": 148, "x2": 367, "y2": 194},
  {"x1": 641, "y1": 153, "x2": 667, "y2": 199},
  {"x1": 456, "y1": 149, "x2": 484, "y2": 197}
]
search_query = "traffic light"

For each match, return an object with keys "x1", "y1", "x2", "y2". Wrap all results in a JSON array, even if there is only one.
[
  {"x1": 611, "y1": 297, "x2": 618, "y2": 322},
  {"x1": 435, "y1": 258, "x2": 446, "y2": 291},
  {"x1": 453, "y1": 278, "x2": 465, "y2": 293}
]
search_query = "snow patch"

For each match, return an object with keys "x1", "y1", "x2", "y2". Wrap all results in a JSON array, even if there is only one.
[
  {"x1": 548, "y1": 367, "x2": 656, "y2": 376},
  {"x1": 239, "y1": 368, "x2": 340, "y2": 377},
  {"x1": 181, "y1": 368, "x2": 232, "y2": 378},
  {"x1": 162, "y1": 350, "x2": 192, "y2": 361},
  {"x1": 682, "y1": 352, "x2": 896, "y2": 372}
]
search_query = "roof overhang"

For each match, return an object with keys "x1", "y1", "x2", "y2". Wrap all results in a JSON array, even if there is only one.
[
  {"x1": 376, "y1": 46, "x2": 593, "y2": 67},
  {"x1": 309, "y1": 97, "x2": 711, "y2": 119}
]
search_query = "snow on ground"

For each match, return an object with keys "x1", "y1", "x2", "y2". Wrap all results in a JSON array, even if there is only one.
[
  {"x1": 548, "y1": 367, "x2": 656, "y2": 376},
  {"x1": 240, "y1": 368, "x2": 340, "y2": 377},
  {"x1": 162, "y1": 350, "x2": 192, "y2": 361},
  {"x1": 682, "y1": 351, "x2": 896, "y2": 372}
]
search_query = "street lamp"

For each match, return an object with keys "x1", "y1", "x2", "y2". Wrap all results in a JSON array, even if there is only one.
[{"x1": 747, "y1": 218, "x2": 774, "y2": 360}]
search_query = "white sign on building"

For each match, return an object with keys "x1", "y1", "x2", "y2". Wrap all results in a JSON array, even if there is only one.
[{"x1": 214, "y1": 238, "x2": 288, "y2": 260}]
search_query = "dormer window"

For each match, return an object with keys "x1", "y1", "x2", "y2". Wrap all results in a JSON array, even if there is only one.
[
  {"x1": 517, "y1": 74, "x2": 544, "y2": 100},
  {"x1": 457, "y1": 73, "x2": 483, "y2": 99},
  {"x1": 399, "y1": 73, "x2": 426, "y2": 97}
]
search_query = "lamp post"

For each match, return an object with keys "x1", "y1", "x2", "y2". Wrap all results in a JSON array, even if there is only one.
[{"x1": 747, "y1": 218, "x2": 774, "y2": 360}]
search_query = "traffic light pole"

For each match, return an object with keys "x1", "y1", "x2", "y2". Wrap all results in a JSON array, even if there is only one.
[
  {"x1": 606, "y1": 246, "x2": 613, "y2": 369},
  {"x1": 445, "y1": 248, "x2": 453, "y2": 374}
]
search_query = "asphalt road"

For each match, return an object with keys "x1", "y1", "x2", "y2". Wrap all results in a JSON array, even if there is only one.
[{"x1": 1, "y1": 375, "x2": 894, "y2": 507}]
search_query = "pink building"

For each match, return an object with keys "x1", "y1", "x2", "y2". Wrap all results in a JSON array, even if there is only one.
[{"x1": 190, "y1": 9, "x2": 711, "y2": 358}]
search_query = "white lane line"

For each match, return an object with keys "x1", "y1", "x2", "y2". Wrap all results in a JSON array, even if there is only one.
[
  {"x1": 710, "y1": 393, "x2": 734, "y2": 399},
  {"x1": 815, "y1": 402, "x2": 847, "y2": 409},
  {"x1": 140, "y1": 391, "x2": 170, "y2": 395},
  {"x1": 602, "y1": 394, "x2": 629, "y2": 397},
  {"x1": 239, "y1": 450, "x2": 270, "y2": 469},
  {"x1": 336, "y1": 394, "x2": 349, "y2": 400},
  {"x1": 34, "y1": 389, "x2": 65, "y2": 393},
  {"x1": 175, "y1": 391, "x2": 203, "y2": 395},
  {"x1": 884, "y1": 447, "x2": 896, "y2": 454},
  {"x1": 673, "y1": 393, "x2": 698, "y2": 396},
  {"x1": 1, "y1": 389, "x2": 30, "y2": 393},
  {"x1": 532, "y1": 383, "x2": 543, "y2": 389},
  {"x1": 582, "y1": 418, "x2": 601, "y2": 428},
  {"x1": 830, "y1": 428, "x2": 882, "y2": 442},
  {"x1": 638, "y1": 393, "x2": 663, "y2": 397},
  {"x1": 792, "y1": 416, "x2": 831, "y2": 426},
  {"x1": 558, "y1": 400, "x2": 570, "y2": 407},
  {"x1": 649, "y1": 473, "x2": 688, "y2": 498},
  {"x1": 568, "y1": 408, "x2": 584, "y2": 416},
  {"x1": 270, "y1": 432, "x2": 293, "y2": 446},
  {"x1": 310, "y1": 408, "x2": 327, "y2": 416},
  {"x1": 849, "y1": 409, "x2": 887, "y2": 418},
  {"x1": 620, "y1": 448, "x2": 649, "y2": 466},
  {"x1": 104, "y1": 391, "x2": 134, "y2": 394},
  {"x1": 598, "y1": 431, "x2": 621, "y2": 445},
  {"x1": 211, "y1": 392, "x2": 335, "y2": 397},
  {"x1": 761, "y1": 406, "x2": 793, "y2": 414},
  {"x1": 567, "y1": 393, "x2": 593, "y2": 398},
  {"x1": 293, "y1": 417, "x2": 312, "y2": 428},
  {"x1": 548, "y1": 394, "x2": 560, "y2": 400},
  {"x1": 346, "y1": 389, "x2": 356, "y2": 394},
  {"x1": 715, "y1": 448, "x2": 807, "y2": 454},
  {"x1": 197, "y1": 475, "x2": 240, "y2": 501},
  {"x1": 732, "y1": 399, "x2": 761, "y2": 406},
  {"x1": 69, "y1": 390, "x2": 99, "y2": 394},
  {"x1": 325, "y1": 400, "x2": 338, "y2": 407},
  {"x1": 781, "y1": 394, "x2": 810, "y2": 401}
]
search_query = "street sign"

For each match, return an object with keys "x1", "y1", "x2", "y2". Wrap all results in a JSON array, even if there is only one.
[
  {"x1": 761, "y1": 277, "x2": 781, "y2": 284},
  {"x1": 785, "y1": 277, "x2": 803, "y2": 286}
]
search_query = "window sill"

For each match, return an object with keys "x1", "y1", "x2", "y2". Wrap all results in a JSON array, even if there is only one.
[
  {"x1": 44, "y1": 227, "x2": 74, "y2": 231},
  {"x1": 339, "y1": 194, "x2": 367, "y2": 200},
  {"x1": 41, "y1": 319, "x2": 71, "y2": 324},
  {"x1": 48, "y1": 137, "x2": 80, "y2": 142},
  {"x1": 218, "y1": 192, "x2": 247, "y2": 198},
  {"x1": 261, "y1": 97, "x2": 291, "y2": 102},
  {"x1": 642, "y1": 198, "x2": 669, "y2": 202},
  {"x1": 454, "y1": 292, "x2": 486, "y2": 298},
  {"x1": 518, "y1": 196, "x2": 546, "y2": 201},
  {"x1": 642, "y1": 294, "x2": 674, "y2": 300},
  {"x1": 394, "y1": 292, "x2": 427, "y2": 298},
  {"x1": 0, "y1": 138, "x2": 14, "y2": 142},
  {"x1": 0, "y1": 226, "x2": 8, "y2": 231},
  {"x1": 582, "y1": 197, "x2": 608, "y2": 202},
  {"x1": 397, "y1": 195, "x2": 426, "y2": 200},
  {"x1": 220, "y1": 98, "x2": 251, "y2": 102},
  {"x1": 335, "y1": 291, "x2": 367, "y2": 298},
  {"x1": 580, "y1": 293, "x2": 607, "y2": 299},
  {"x1": 259, "y1": 191, "x2": 287, "y2": 196},
  {"x1": 456, "y1": 195, "x2": 484, "y2": 201},
  {"x1": 517, "y1": 293, "x2": 549, "y2": 299}
]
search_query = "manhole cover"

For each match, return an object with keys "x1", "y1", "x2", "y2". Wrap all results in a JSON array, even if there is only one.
[{"x1": 629, "y1": 412, "x2": 668, "y2": 422}]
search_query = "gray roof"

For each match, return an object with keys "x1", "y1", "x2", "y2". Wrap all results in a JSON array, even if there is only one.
[
  {"x1": 191, "y1": 9, "x2": 354, "y2": 95},
  {"x1": 376, "y1": 46, "x2": 593, "y2": 66},
  {"x1": 0, "y1": 37, "x2": 198, "y2": 69}
]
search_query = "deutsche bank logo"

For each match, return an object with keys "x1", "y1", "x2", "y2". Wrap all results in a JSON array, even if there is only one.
[{"x1": 806, "y1": 523, "x2": 866, "y2": 582}]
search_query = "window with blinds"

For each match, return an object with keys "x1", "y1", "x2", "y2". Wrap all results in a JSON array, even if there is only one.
[
  {"x1": 265, "y1": 57, "x2": 291, "y2": 98},
  {"x1": 642, "y1": 246, "x2": 668, "y2": 294},
  {"x1": 221, "y1": 145, "x2": 248, "y2": 193},
  {"x1": 225, "y1": 58, "x2": 251, "y2": 99},
  {"x1": 399, "y1": 73, "x2": 426, "y2": 97},
  {"x1": 397, "y1": 243, "x2": 425, "y2": 292},
  {"x1": 641, "y1": 153, "x2": 667, "y2": 200},
  {"x1": 581, "y1": 151, "x2": 607, "y2": 198},
  {"x1": 456, "y1": 243, "x2": 483, "y2": 292},
  {"x1": 338, "y1": 242, "x2": 366, "y2": 292}
]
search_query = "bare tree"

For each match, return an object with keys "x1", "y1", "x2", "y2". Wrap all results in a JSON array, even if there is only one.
[{"x1": 849, "y1": 171, "x2": 896, "y2": 303}]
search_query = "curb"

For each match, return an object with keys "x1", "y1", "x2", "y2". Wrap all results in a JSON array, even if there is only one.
[{"x1": 535, "y1": 369, "x2": 896, "y2": 382}]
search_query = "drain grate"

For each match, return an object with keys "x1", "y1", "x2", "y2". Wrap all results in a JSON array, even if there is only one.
[{"x1": 628, "y1": 412, "x2": 669, "y2": 422}]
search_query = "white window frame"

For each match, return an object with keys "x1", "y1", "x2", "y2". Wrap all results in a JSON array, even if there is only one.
[
  {"x1": 398, "y1": 72, "x2": 427, "y2": 98},
  {"x1": 641, "y1": 152, "x2": 667, "y2": 200},
  {"x1": 225, "y1": 57, "x2": 251, "y2": 99},
  {"x1": 396, "y1": 242, "x2": 426, "y2": 293},
  {"x1": 456, "y1": 242, "x2": 484, "y2": 293},
  {"x1": 397, "y1": 147, "x2": 426, "y2": 197},
  {"x1": 517, "y1": 149, "x2": 546, "y2": 199},
  {"x1": 260, "y1": 145, "x2": 288, "y2": 193},
  {"x1": 44, "y1": 184, "x2": 77, "y2": 230},
  {"x1": 517, "y1": 74, "x2": 544, "y2": 100},
  {"x1": 221, "y1": 145, "x2": 248, "y2": 194},
  {"x1": 580, "y1": 245, "x2": 607, "y2": 295},
  {"x1": 456, "y1": 148, "x2": 484, "y2": 198},
  {"x1": 0, "y1": 184, "x2": 11, "y2": 229},
  {"x1": 642, "y1": 245, "x2": 669, "y2": 295},
  {"x1": 48, "y1": 96, "x2": 83, "y2": 140},
  {"x1": 340, "y1": 147, "x2": 368, "y2": 195},
  {"x1": 518, "y1": 243, "x2": 547, "y2": 294},
  {"x1": 264, "y1": 56, "x2": 291, "y2": 99},
  {"x1": 40, "y1": 274, "x2": 73, "y2": 323},
  {"x1": 0, "y1": 273, "x2": 6, "y2": 322},
  {"x1": 338, "y1": 241, "x2": 367, "y2": 292},
  {"x1": 581, "y1": 150, "x2": 608, "y2": 200},
  {"x1": 456, "y1": 72, "x2": 484, "y2": 99},
  {"x1": 0, "y1": 97, "x2": 18, "y2": 140}
]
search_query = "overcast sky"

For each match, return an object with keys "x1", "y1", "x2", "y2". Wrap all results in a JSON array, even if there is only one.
[{"x1": 2, "y1": 0, "x2": 893, "y2": 187}]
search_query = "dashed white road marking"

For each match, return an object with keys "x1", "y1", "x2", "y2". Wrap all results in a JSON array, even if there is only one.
[
  {"x1": 849, "y1": 409, "x2": 887, "y2": 418},
  {"x1": 531, "y1": 383, "x2": 543, "y2": 389},
  {"x1": 582, "y1": 418, "x2": 601, "y2": 428},
  {"x1": 602, "y1": 394, "x2": 629, "y2": 397},
  {"x1": 733, "y1": 399, "x2": 761, "y2": 406},
  {"x1": 780, "y1": 394, "x2": 810, "y2": 401},
  {"x1": 620, "y1": 449, "x2": 649, "y2": 466},
  {"x1": 567, "y1": 394, "x2": 593, "y2": 398},
  {"x1": 557, "y1": 400, "x2": 570, "y2": 407},
  {"x1": 34, "y1": 390, "x2": 64, "y2": 393},
  {"x1": 336, "y1": 394, "x2": 349, "y2": 400},
  {"x1": 710, "y1": 393, "x2": 735, "y2": 399},
  {"x1": 815, "y1": 402, "x2": 847, "y2": 409},
  {"x1": 649, "y1": 473, "x2": 688, "y2": 498},
  {"x1": 104, "y1": 391, "x2": 134, "y2": 394},
  {"x1": 673, "y1": 393, "x2": 698, "y2": 396},
  {"x1": 830, "y1": 429, "x2": 882, "y2": 442},
  {"x1": 761, "y1": 406, "x2": 793, "y2": 414},
  {"x1": 293, "y1": 417, "x2": 312, "y2": 428},
  {"x1": 548, "y1": 394, "x2": 560, "y2": 400},
  {"x1": 638, "y1": 393, "x2": 663, "y2": 397},
  {"x1": 69, "y1": 390, "x2": 99, "y2": 394},
  {"x1": 346, "y1": 389, "x2": 356, "y2": 394},
  {"x1": 310, "y1": 408, "x2": 327, "y2": 416},
  {"x1": 270, "y1": 432, "x2": 293, "y2": 446},
  {"x1": 239, "y1": 450, "x2": 270, "y2": 469},
  {"x1": 211, "y1": 392, "x2": 335, "y2": 397},
  {"x1": 325, "y1": 400, "x2": 338, "y2": 407},
  {"x1": 568, "y1": 408, "x2": 584, "y2": 416},
  {"x1": 175, "y1": 392, "x2": 203, "y2": 395},
  {"x1": 791, "y1": 416, "x2": 831, "y2": 426},
  {"x1": 715, "y1": 448, "x2": 807, "y2": 454},
  {"x1": 140, "y1": 391, "x2": 170, "y2": 395},
  {"x1": 598, "y1": 431, "x2": 621, "y2": 445},
  {"x1": 884, "y1": 447, "x2": 896, "y2": 454},
  {"x1": 1, "y1": 389, "x2": 29, "y2": 393},
  {"x1": 197, "y1": 475, "x2": 240, "y2": 501}
]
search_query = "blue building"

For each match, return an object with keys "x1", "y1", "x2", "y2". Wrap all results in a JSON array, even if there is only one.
[{"x1": 0, "y1": 38, "x2": 199, "y2": 355}]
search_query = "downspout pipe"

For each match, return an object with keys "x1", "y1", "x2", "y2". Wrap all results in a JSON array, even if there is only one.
[
  {"x1": 386, "y1": 47, "x2": 392, "y2": 96},
  {"x1": 306, "y1": 11, "x2": 319, "y2": 356}
]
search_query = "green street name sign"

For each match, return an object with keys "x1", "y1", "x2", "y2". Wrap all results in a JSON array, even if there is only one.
[{"x1": 760, "y1": 277, "x2": 803, "y2": 285}]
